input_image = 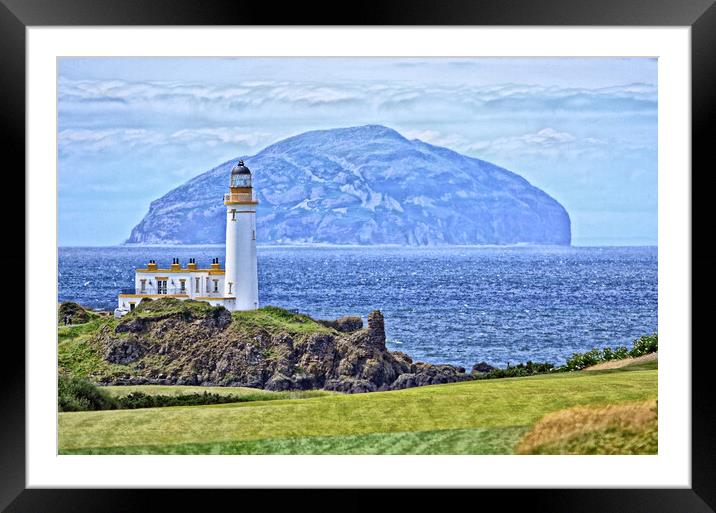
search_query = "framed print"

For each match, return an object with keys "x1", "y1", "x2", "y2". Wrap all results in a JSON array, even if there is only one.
[{"x1": 4, "y1": 0, "x2": 715, "y2": 511}]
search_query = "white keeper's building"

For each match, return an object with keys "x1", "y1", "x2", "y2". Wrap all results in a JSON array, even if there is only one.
[{"x1": 115, "y1": 161, "x2": 259, "y2": 317}]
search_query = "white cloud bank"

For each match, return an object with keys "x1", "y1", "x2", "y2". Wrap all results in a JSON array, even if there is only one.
[
  {"x1": 466, "y1": 128, "x2": 607, "y2": 160},
  {"x1": 58, "y1": 127, "x2": 270, "y2": 156}
]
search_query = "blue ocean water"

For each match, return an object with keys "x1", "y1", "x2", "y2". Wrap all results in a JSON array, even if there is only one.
[{"x1": 58, "y1": 246, "x2": 657, "y2": 369}]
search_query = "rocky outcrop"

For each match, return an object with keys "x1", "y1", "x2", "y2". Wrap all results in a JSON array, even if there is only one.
[
  {"x1": 93, "y1": 298, "x2": 472, "y2": 393},
  {"x1": 317, "y1": 316, "x2": 363, "y2": 333},
  {"x1": 104, "y1": 337, "x2": 147, "y2": 365},
  {"x1": 471, "y1": 361, "x2": 497, "y2": 375}
]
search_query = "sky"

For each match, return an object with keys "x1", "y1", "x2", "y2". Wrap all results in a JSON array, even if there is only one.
[{"x1": 58, "y1": 57, "x2": 657, "y2": 246}]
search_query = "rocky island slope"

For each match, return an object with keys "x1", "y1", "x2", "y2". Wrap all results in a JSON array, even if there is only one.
[
  {"x1": 61, "y1": 299, "x2": 471, "y2": 393},
  {"x1": 126, "y1": 125, "x2": 570, "y2": 246}
]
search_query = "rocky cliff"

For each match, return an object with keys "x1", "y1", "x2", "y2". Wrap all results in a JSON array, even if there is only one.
[
  {"x1": 126, "y1": 125, "x2": 570, "y2": 246},
  {"x1": 89, "y1": 299, "x2": 470, "y2": 393}
]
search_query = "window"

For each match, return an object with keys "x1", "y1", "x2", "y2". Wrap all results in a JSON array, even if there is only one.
[
  {"x1": 213, "y1": 280, "x2": 219, "y2": 293},
  {"x1": 195, "y1": 277, "x2": 200, "y2": 292},
  {"x1": 179, "y1": 279, "x2": 186, "y2": 293},
  {"x1": 157, "y1": 280, "x2": 167, "y2": 294},
  {"x1": 129, "y1": 303, "x2": 136, "y2": 311},
  {"x1": 140, "y1": 279, "x2": 146, "y2": 293},
  {"x1": 227, "y1": 282, "x2": 232, "y2": 294}
]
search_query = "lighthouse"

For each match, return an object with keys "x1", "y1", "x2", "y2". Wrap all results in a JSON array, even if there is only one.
[
  {"x1": 115, "y1": 160, "x2": 260, "y2": 316},
  {"x1": 224, "y1": 160, "x2": 259, "y2": 310}
]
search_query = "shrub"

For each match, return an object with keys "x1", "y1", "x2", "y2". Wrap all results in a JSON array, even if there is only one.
[
  {"x1": 564, "y1": 334, "x2": 658, "y2": 371},
  {"x1": 477, "y1": 361, "x2": 556, "y2": 379},
  {"x1": 116, "y1": 391, "x2": 245, "y2": 409},
  {"x1": 564, "y1": 348, "x2": 603, "y2": 371},
  {"x1": 58, "y1": 375, "x2": 118, "y2": 412},
  {"x1": 601, "y1": 347, "x2": 616, "y2": 361},
  {"x1": 629, "y1": 334, "x2": 658, "y2": 357},
  {"x1": 58, "y1": 380, "x2": 250, "y2": 412},
  {"x1": 612, "y1": 346, "x2": 630, "y2": 360}
]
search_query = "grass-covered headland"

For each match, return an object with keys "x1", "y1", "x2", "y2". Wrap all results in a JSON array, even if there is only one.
[{"x1": 57, "y1": 300, "x2": 658, "y2": 455}]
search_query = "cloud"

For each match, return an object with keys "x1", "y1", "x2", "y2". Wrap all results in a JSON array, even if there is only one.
[
  {"x1": 59, "y1": 78, "x2": 368, "y2": 110},
  {"x1": 58, "y1": 128, "x2": 162, "y2": 154},
  {"x1": 447, "y1": 60, "x2": 478, "y2": 67},
  {"x1": 401, "y1": 127, "x2": 631, "y2": 163},
  {"x1": 402, "y1": 129, "x2": 467, "y2": 147},
  {"x1": 57, "y1": 77, "x2": 657, "y2": 177},
  {"x1": 167, "y1": 128, "x2": 267, "y2": 146},
  {"x1": 58, "y1": 127, "x2": 270, "y2": 156},
  {"x1": 269, "y1": 85, "x2": 362, "y2": 106},
  {"x1": 464, "y1": 127, "x2": 608, "y2": 160},
  {"x1": 59, "y1": 78, "x2": 657, "y2": 121}
]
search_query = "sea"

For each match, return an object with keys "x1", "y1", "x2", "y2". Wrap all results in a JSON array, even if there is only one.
[{"x1": 58, "y1": 245, "x2": 657, "y2": 369}]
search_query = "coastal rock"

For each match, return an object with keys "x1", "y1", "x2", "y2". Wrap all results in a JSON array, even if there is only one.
[
  {"x1": 385, "y1": 362, "x2": 470, "y2": 390},
  {"x1": 90, "y1": 298, "x2": 477, "y2": 393},
  {"x1": 411, "y1": 363, "x2": 472, "y2": 387},
  {"x1": 114, "y1": 318, "x2": 146, "y2": 333},
  {"x1": 291, "y1": 373, "x2": 316, "y2": 390},
  {"x1": 317, "y1": 316, "x2": 363, "y2": 333},
  {"x1": 367, "y1": 310, "x2": 386, "y2": 347},
  {"x1": 389, "y1": 373, "x2": 418, "y2": 390},
  {"x1": 265, "y1": 372, "x2": 295, "y2": 391},
  {"x1": 390, "y1": 351, "x2": 416, "y2": 373},
  {"x1": 102, "y1": 376, "x2": 151, "y2": 386},
  {"x1": 104, "y1": 337, "x2": 147, "y2": 365},
  {"x1": 324, "y1": 378, "x2": 377, "y2": 394},
  {"x1": 471, "y1": 361, "x2": 496, "y2": 375},
  {"x1": 200, "y1": 308, "x2": 233, "y2": 330}
]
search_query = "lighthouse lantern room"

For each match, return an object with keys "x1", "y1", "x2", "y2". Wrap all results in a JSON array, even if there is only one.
[{"x1": 115, "y1": 161, "x2": 260, "y2": 317}]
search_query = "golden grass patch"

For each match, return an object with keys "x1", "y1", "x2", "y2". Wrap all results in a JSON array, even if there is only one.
[{"x1": 515, "y1": 399, "x2": 657, "y2": 455}]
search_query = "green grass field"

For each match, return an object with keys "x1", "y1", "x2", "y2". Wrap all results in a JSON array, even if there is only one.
[{"x1": 59, "y1": 362, "x2": 657, "y2": 455}]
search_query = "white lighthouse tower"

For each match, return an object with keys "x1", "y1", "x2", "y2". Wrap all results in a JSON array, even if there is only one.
[
  {"x1": 114, "y1": 160, "x2": 260, "y2": 317},
  {"x1": 224, "y1": 160, "x2": 259, "y2": 310}
]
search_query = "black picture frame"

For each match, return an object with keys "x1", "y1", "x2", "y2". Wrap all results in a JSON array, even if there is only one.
[{"x1": 4, "y1": 0, "x2": 714, "y2": 511}]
